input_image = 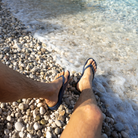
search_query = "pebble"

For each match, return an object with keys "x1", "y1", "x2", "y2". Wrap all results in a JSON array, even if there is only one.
[
  {"x1": 46, "y1": 131, "x2": 52, "y2": 138},
  {"x1": 101, "y1": 134, "x2": 108, "y2": 138},
  {"x1": 19, "y1": 131, "x2": 25, "y2": 138},
  {"x1": 4, "y1": 129, "x2": 9, "y2": 135},
  {"x1": 114, "y1": 123, "x2": 124, "y2": 132},
  {"x1": 55, "y1": 128, "x2": 61, "y2": 135},
  {"x1": 33, "y1": 122, "x2": 41, "y2": 130},
  {"x1": 7, "y1": 122, "x2": 12, "y2": 129},
  {"x1": 18, "y1": 103, "x2": 25, "y2": 110},
  {"x1": 40, "y1": 107, "x2": 46, "y2": 115},
  {"x1": 111, "y1": 131, "x2": 118, "y2": 138},
  {"x1": 55, "y1": 120, "x2": 62, "y2": 127},
  {"x1": 7, "y1": 115, "x2": 12, "y2": 121},
  {"x1": 15, "y1": 122, "x2": 24, "y2": 131},
  {"x1": 0, "y1": 108, "x2": 2, "y2": 114},
  {"x1": 121, "y1": 131, "x2": 129, "y2": 138}
]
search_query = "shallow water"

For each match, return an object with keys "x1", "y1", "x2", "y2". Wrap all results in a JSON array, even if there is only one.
[{"x1": 2, "y1": 0, "x2": 138, "y2": 137}]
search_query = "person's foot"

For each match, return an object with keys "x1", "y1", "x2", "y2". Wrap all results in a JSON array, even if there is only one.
[
  {"x1": 76, "y1": 59, "x2": 97, "y2": 92},
  {"x1": 45, "y1": 71, "x2": 70, "y2": 107}
]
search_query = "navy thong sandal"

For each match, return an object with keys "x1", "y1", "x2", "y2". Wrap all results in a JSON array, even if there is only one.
[
  {"x1": 48, "y1": 71, "x2": 70, "y2": 111},
  {"x1": 76, "y1": 58, "x2": 97, "y2": 92}
]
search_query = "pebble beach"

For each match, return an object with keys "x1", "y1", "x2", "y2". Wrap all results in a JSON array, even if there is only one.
[{"x1": 0, "y1": 0, "x2": 137, "y2": 138}]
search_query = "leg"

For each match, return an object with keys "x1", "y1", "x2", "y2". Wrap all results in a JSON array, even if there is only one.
[
  {"x1": 61, "y1": 59, "x2": 103, "y2": 138},
  {"x1": 0, "y1": 62, "x2": 69, "y2": 107}
]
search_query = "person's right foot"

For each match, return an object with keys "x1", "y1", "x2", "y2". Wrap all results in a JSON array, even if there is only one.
[{"x1": 76, "y1": 59, "x2": 97, "y2": 92}]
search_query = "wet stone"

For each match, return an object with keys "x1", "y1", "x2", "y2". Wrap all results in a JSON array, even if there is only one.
[{"x1": 114, "y1": 123, "x2": 124, "y2": 132}]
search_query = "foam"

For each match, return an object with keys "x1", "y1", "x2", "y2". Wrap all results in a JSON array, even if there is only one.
[{"x1": 2, "y1": 0, "x2": 138, "y2": 137}]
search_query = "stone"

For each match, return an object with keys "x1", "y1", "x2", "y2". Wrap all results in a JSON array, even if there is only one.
[
  {"x1": 59, "y1": 110, "x2": 65, "y2": 116},
  {"x1": 55, "y1": 128, "x2": 60, "y2": 135},
  {"x1": 40, "y1": 119, "x2": 46, "y2": 125},
  {"x1": 64, "y1": 98, "x2": 70, "y2": 105},
  {"x1": 114, "y1": 123, "x2": 124, "y2": 132},
  {"x1": 40, "y1": 107, "x2": 45, "y2": 115},
  {"x1": 0, "y1": 108, "x2": 2, "y2": 114},
  {"x1": 35, "y1": 115, "x2": 41, "y2": 121},
  {"x1": 55, "y1": 120, "x2": 62, "y2": 127},
  {"x1": 58, "y1": 116, "x2": 65, "y2": 122},
  {"x1": 4, "y1": 129, "x2": 10, "y2": 135},
  {"x1": 112, "y1": 131, "x2": 118, "y2": 138},
  {"x1": 33, "y1": 122, "x2": 41, "y2": 130},
  {"x1": 7, "y1": 122, "x2": 12, "y2": 129},
  {"x1": 121, "y1": 131, "x2": 129, "y2": 138},
  {"x1": 7, "y1": 115, "x2": 12, "y2": 122},
  {"x1": 1, "y1": 103, "x2": 6, "y2": 108},
  {"x1": 18, "y1": 103, "x2": 25, "y2": 110},
  {"x1": 19, "y1": 131, "x2": 25, "y2": 138},
  {"x1": 46, "y1": 131, "x2": 52, "y2": 138},
  {"x1": 104, "y1": 124, "x2": 111, "y2": 136},
  {"x1": 101, "y1": 133, "x2": 108, "y2": 138},
  {"x1": 15, "y1": 122, "x2": 24, "y2": 131}
]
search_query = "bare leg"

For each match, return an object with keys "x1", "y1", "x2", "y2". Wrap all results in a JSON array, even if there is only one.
[
  {"x1": 0, "y1": 62, "x2": 69, "y2": 107},
  {"x1": 61, "y1": 59, "x2": 103, "y2": 138}
]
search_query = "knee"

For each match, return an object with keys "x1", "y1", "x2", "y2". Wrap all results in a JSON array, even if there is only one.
[{"x1": 81, "y1": 105, "x2": 103, "y2": 123}]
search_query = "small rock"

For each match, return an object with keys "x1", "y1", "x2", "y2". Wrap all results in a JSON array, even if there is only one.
[
  {"x1": 40, "y1": 119, "x2": 46, "y2": 125},
  {"x1": 35, "y1": 115, "x2": 41, "y2": 121},
  {"x1": 18, "y1": 103, "x2": 25, "y2": 110},
  {"x1": 59, "y1": 110, "x2": 65, "y2": 116},
  {"x1": 64, "y1": 98, "x2": 70, "y2": 105},
  {"x1": 112, "y1": 131, "x2": 118, "y2": 138},
  {"x1": 33, "y1": 122, "x2": 41, "y2": 130},
  {"x1": 114, "y1": 123, "x2": 124, "y2": 132},
  {"x1": 46, "y1": 131, "x2": 52, "y2": 138},
  {"x1": 7, "y1": 122, "x2": 12, "y2": 129},
  {"x1": 40, "y1": 107, "x2": 45, "y2": 115},
  {"x1": 58, "y1": 105, "x2": 64, "y2": 111},
  {"x1": 58, "y1": 116, "x2": 65, "y2": 122},
  {"x1": 55, "y1": 120, "x2": 62, "y2": 127},
  {"x1": 4, "y1": 129, "x2": 9, "y2": 135},
  {"x1": 121, "y1": 131, "x2": 129, "y2": 138},
  {"x1": 0, "y1": 108, "x2": 2, "y2": 114},
  {"x1": 7, "y1": 115, "x2": 12, "y2": 122},
  {"x1": 55, "y1": 128, "x2": 61, "y2": 135},
  {"x1": 1, "y1": 103, "x2": 6, "y2": 108},
  {"x1": 15, "y1": 122, "x2": 24, "y2": 131},
  {"x1": 19, "y1": 131, "x2": 25, "y2": 138},
  {"x1": 101, "y1": 133, "x2": 108, "y2": 138}
]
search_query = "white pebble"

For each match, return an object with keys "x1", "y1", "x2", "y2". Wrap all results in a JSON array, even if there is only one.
[
  {"x1": 55, "y1": 120, "x2": 62, "y2": 127},
  {"x1": 27, "y1": 133, "x2": 32, "y2": 138},
  {"x1": 46, "y1": 131, "x2": 52, "y2": 138},
  {"x1": 19, "y1": 131, "x2": 25, "y2": 138},
  {"x1": 15, "y1": 122, "x2": 24, "y2": 131},
  {"x1": 7, "y1": 115, "x2": 12, "y2": 122},
  {"x1": 33, "y1": 122, "x2": 41, "y2": 130},
  {"x1": 40, "y1": 107, "x2": 46, "y2": 115}
]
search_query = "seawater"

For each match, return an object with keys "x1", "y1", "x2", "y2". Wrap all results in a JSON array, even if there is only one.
[{"x1": 2, "y1": 0, "x2": 138, "y2": 137}]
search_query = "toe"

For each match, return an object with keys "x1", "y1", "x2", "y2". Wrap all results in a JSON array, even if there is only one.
[{"x1": 85, "y1": 59, "x2": 93, "y2": 68}]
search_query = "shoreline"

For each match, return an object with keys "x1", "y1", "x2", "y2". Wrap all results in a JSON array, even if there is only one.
[{"x1": 0, "y1": 1, "x2": 134, "y2": 138}]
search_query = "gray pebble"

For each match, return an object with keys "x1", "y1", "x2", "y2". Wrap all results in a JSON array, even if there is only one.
[
  {"x1": 55, "y1": 120, "x2": 62, "y2": 127},
  {"x1": 55, "y1": 128, "x2": 61, "y2": 135},
  {"x1": 114, "y1": 123, "x2": 124, "y2": 132},
  {"x1": 121, "y1": 131, "x2": 129, "y2": 138}
]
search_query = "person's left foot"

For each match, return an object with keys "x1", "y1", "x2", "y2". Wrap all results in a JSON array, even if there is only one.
[{"x1": 45, "y1": 71, "x2": 70, "y2": 107}]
